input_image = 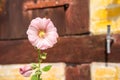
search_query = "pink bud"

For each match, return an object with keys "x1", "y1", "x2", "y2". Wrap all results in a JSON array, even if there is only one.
[{"x1": 19, "y1": 65, "x2": 33, "y2": 77}]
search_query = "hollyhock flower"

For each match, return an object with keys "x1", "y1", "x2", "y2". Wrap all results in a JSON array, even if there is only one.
[
  {"x1": 22, "y1": 17, "x2": 59, "y2": 80},
  {"x1": 19, "y1": 65, "x2": 33, "y2": 77},
  {"x1": 26, "y1": 17, "x2": 58, "y2": 50}
]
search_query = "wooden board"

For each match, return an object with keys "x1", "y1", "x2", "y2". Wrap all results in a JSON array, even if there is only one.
[{"x1": 0, "y1": 35, "x2": 120, "y2": 64}]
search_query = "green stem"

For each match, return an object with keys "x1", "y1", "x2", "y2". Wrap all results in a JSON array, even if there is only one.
[
  {"x1": 37, "y1": 49, "x2": 42, "y2": 80},
  {"x1": 38, "y1": 49, "x2": 41, "y2": 67}
]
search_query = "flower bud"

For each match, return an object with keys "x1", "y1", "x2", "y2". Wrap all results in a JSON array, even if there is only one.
[{"x1": 19, "y1": 65, "x2": 33, "y2": 77}]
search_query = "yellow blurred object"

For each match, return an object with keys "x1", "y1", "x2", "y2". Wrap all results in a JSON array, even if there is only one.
[
  {"x1": 90, "y1": 0, "x2": 120, "y2": 35},
  {"x1": 95, "y1": 67, "x2": 117, "y2": 80},
  {"x1": 92, "y1": 7, "x2": 120, "y2": 20},
  {"x1": 91, "y1": 62, "x2": 120, "y2": 80},
  {"x1": 91, "y1": 20, "x2": 120, "y2": 34},
  {"x1": 95, "y1": 67, "x2": 116, "y2": 77}
]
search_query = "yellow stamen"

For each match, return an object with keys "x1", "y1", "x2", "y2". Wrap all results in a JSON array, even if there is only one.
[{"x1": 38, "y1": 31, "x2": 45, "y2": 38}]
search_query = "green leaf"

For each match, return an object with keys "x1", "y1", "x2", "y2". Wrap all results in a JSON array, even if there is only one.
[
  {"x1": 31, "y1": 75, "x2": 38, "y2": 80},
  {"x1": 42, "y1": 65, "x2": 52, "y2": 72}
]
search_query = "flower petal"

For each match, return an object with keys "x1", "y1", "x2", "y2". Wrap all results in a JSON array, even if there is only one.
[
  {"x1": 30, "y1": 17, "x2": 42, "y2": 30},
  {"x1": 27, "y1": 26, "x2": 38, "y2": 36},
  {"x1": 45, "y1": 32, "x2": 58, "y2": 45},
  {"x1": 22, "y1": 71, "x2": 32, "y2": 77},
  {"x1": 46, "y1": 21, "x2": 57, "y2": 32},
  {"x1": 39, "y1": 39, "x2": 53, "y2": 50}
]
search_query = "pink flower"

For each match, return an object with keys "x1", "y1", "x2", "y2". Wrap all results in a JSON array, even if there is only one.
[
  {"x1": 26, "y1": 17, "x2": 58, "y2": 50},
  {"x1": 19, "y1": 65, "x2": 33, "y2": 77}
]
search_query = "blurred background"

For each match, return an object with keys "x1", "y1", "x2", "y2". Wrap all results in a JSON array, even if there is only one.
[{"x1": 0, "y1": 0, "x2": 120, "y2": 80}]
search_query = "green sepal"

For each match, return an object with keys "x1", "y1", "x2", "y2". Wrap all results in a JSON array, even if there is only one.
[
  {"x1": 40, "y1": 78, "x2": 42, "y2": 80},
  {"x1": 35, "y1": 69, "x2": 42, "y2": 75},
  {"x1": 31, "y1": 63, "x2": 38, "y2": 69},
  {"x1": 31, "y1": 75, "x2": 38, "y2": 80},
  {"x1": 42, "y1": 65, "x2": 52, "y2": 72},
  {"x1": 41, "y1": 52, "x2": 47, "y2": 60}
]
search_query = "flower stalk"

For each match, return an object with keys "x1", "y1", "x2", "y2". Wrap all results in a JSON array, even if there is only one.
[
  {"x1": 19, "y1": 17, "x2": 58, "y2": 80},
  {"x1": 38, "y1": 49, "x2": 41, "y2": 68},
  {"x1": 38, "y1": 49, "x2": 41, "y2": 80},
  {"x1": 34, "y1": 48, "x2": 50, "y2": 80}
]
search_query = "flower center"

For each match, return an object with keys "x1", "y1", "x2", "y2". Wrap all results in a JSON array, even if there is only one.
[{"x1": 38, "y1": 30, "x2": 45, "y2": 38}]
